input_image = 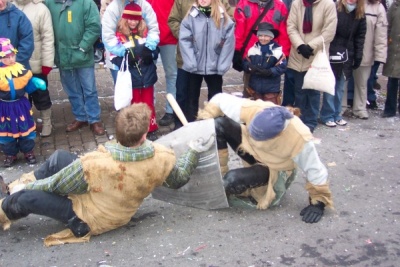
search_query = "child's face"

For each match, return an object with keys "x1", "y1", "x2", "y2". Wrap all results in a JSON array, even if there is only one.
[
  {"x1": 0, "y1": 53, "x2": 16, "y2": 66},
  {"x1": 198, "y1": 0, "x2": 211, "y2": 7},
  {"x1": 258, "y1": 35, "x2": 273, "y2": 45},
  {"x1": 127, "y1": 19, "x2": 140, "y2": 30}
]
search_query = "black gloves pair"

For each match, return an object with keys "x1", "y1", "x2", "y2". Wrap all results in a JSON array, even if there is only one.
[
  {"x1": 141, "y1": 46, "x2": 154, "y2": 65},
  {"x1": 232, "y1": 50, "x2": 244, "y2": 72},
  {"x1": 248, "y1": 64, "x2": 273, "y2": 77},
  {"x1": 300, "y1": 201, "x2": 325, "y2": 223},
  {"x1": 297, "y1": 44, "x2": 314, "y2": 59}
]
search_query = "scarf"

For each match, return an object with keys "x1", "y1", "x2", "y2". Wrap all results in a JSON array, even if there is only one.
[
  {"x1": 198, "y1": 6, "x2": 211, "y2": 17},
  {"x1": 302, "y1": 0, "x2": 315, "y2": 34}
]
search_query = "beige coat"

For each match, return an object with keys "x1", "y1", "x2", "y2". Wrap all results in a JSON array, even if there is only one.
[
  {"x1": 360, "y1": 2, "x2": 387, "y2": 67},
  {"x1": 382, "y1": 0, "x2": 400, "y2": 78},
  {"x1": 287, "y1": 0, "x2": 337, "y2": 72},
  {"x1": 13, "y1": 0, "x2": 54, "y2": 74}
]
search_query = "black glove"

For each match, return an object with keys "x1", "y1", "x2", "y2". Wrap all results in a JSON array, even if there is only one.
[
  {"x1": 254, "y1": 67, "x2": 273, "y2": 77},
  {"x1": 353, "y1": 58, "x2": 362, "y2": 69},
  {"x1": 125, "y1": 48, "x2": 137, "y2": 66},
  {"x1": 297, "y1": 44, "x2": 314, "y2": 59},
  {"x1": 300, "y1": 201, "x2": 325, "y2": 223},
  {"x1": 141, "y1": 46, "x2": 153, "y2": 65},
  {"x1": 232, "y1": 50, "x2": 243, "y2": 72},
  {"x1": 247, "y1": 64, "x2": 259, "y2": 73}
]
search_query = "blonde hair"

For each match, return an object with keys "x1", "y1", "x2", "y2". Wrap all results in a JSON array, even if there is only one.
[
  {"x1": 115, "y1": 103, "x2": 151, "y2": 147},
  {"x1": 338, "y1": 0, "x2": 366, "y2": 19},
  {"x1": 194, "y1": 0, "x2": 229, "y2": 28},
  {"x1": 117, "y1": 18, "x2": 147, "y2": 38}
]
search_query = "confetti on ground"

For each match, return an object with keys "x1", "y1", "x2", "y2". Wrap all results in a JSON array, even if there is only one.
[
  {"x1": 194, "y1": 244, "x2": 207, "y2": 252},
  {"x1": 366, "y1": 239, "x2": 372, "y2": 244},
  {"x1": 312, "y1": 138, "x2": 321, "y2": 144},
  {"x1": 327, "y1": 162, "x2": 337, "y2": 167}
]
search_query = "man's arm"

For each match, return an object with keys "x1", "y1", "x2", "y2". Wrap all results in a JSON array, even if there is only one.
[
  {"x1": 24, "y1": 159, "x2": 88, "y2": 195},
  {"x1": 163, "y1": 136, "x2": 215, "y2": 189}
]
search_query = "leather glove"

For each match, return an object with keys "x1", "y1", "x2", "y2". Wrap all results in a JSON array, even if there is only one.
[
  {"x1": 300, "y1": 201, "x2": 325, "y2": 223},
  {"x1": 353, "y1": 58, "x2": 362, "y2": 69},
  {"x1": 41, "y1": 66, "x2": 52, "y2": 76},
  {"x1": 232, "y1": 50, "x2": 243, "y2": 72},
  {"x1": 297, "y1": 44, "x2": 314, "y2": 59},
  {"x1": 188, "y1": 135, "x2": 215, "y2": 153},
  {"x1": 254, "y1": 67, "x2": 273, "y2": 77},
  {"x1": 141, "y1": 46, "x2": 153, "y2": 65}
]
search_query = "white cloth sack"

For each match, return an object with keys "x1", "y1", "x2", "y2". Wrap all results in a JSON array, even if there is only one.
[
  {"x1": 302, "y1": 37, "x2": 335, "y2": 96},
  {"x1": 114, "y1": 55, "x2": 132, "y2": 110}
]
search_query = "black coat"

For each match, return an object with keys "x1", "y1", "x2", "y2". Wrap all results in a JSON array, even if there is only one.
[{"x1": 329, "y1": 9, "x2": 366, "y2": 80}]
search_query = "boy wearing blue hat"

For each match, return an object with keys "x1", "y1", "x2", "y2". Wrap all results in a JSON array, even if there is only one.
[{"x1": 198, "y1": 93, "x2": 333, "y2": 224}]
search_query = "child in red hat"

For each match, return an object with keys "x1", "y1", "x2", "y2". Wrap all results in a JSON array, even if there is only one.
[
  {"x1": 0, "y1": 38, "x2": 46, "y2": 167},
  {"x1": 110, "y1": 2, "x2": 159, "y2": 141}
]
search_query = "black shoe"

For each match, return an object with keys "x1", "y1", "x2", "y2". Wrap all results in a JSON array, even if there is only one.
[
  {"x1": 24, "y1": 151, "x2": 37, "y2": 164},
  {"x1": 159, "y1": 113, "x2": 174, "y2": 126},
  {"x1": 373, "y1": 81, "x2": 381, "y2": 90},
  {"x1": 381, "y1": 113, "x2": 395, "y2": 118},
  {"x1": 3, "y1": 155, "x2": 17, "y2": 168},
  {"x1": 367, "y1": 101, "x2": 378, "y2": 110},
  {"x1": 147, "y1": 131, "x2": 158, "y2": 141}
]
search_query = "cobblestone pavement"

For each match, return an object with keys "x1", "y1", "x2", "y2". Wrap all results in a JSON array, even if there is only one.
[{"x1": 1, "y1": 64, "x2": 244, "y2": 181}]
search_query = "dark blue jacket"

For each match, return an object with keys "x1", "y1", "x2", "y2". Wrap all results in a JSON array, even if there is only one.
[
  {"x1": 0, "y1": 3, "x2": 33, "y2": 69},
  {"x1": 243, "y1": 41, "x2": 287, "y2": 94},
  {"x1": 113, "y1": 34, "x2": 158, "y2": 89}
]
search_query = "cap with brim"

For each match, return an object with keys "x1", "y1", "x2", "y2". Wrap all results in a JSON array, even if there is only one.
[{"x1": 252, "y1": 22, "x2": 279, "y2": 39}]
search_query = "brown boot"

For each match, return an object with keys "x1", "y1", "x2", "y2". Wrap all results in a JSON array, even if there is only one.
[
  {"x1": 218, "y1": 148, "x2": 229, "y2": 177},
  {"x1": 40, "y1": 108, "x2": 52, "y2": 137},
  {"x1": 0, "y1": 199, "x2": 12, "y2": 230}
]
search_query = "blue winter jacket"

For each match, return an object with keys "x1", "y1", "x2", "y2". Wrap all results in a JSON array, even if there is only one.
[
  {"x1": 243, "y1": 41, "x2": 287, "y2": 94},
  {"x1": 0, "y1": 3, "x2": 34, "y2": 69}
]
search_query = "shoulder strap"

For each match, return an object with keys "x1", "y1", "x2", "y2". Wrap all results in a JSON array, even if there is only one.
[{"x1": 240, "y1": 3, "x2": 272, "y2": 55}]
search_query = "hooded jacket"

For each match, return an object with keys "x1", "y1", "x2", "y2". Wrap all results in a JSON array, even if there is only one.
[
  {"x1": 179, "y1": 5, "x2": 235, "y2": 76},
  {"x1": 0, "y1": 2, "x2": 34, "y2": 69},
  {"x1": 13, "y1": 0, "x2": 54, "y2": 74},
  {"x1": 168, "y1": 0, "x2": 233, "y2": 69},
  {"x1": 45, "y1": 0, "x2": 100, "y2": 70}
]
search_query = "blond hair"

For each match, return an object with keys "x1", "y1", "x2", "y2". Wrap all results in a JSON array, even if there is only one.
[
  {"x1": 115, "y1": 103, "x2": 151, "y2": 147},
  {"x1": 338, "y1": 0, "x2": 366, "y2": 19},
  {"x1": 117, "y1": 18, "x2": 147, "y2": 38},
  {"x1": 194, "y1": 0, "x2": 229, "y2": 28}
]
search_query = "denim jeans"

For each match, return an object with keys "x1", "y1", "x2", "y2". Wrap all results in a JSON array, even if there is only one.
[
  {"x1": 292, "y1": 70, "x2": 320, "y2": 132},
  {"x1": 60, "y1": 67, "x2": 101, "y2": 124},
  {"x1": 282, "y1": 64, "x2": 295, "y2": 107},
  {"x1": 110, "y1": 68, "x2": 118, "y2": 85},
  {"x1": 34, "y1": 149, "x2": 78, "y2": 179},
  {"x1": 320, "y1": 72, "x2": 347, "y2": 123},
  {"x1": 383, "y1": 77, "x2": 400, "y2": 116},
  {"x1": 158, "y1": 45, "x2": 178, "y2": 114}
]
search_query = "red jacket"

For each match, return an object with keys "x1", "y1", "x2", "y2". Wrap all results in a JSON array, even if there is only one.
[
  {"x1": 234, "y1": 0, "x2": 291, "y2": 57},
  {"x1": 148, "y1": 0, "x2": 178, "y2": 46}
]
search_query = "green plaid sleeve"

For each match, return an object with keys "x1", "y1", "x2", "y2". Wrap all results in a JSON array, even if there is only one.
[
  {"x1": 163, "y1": 149, "x2": 199, "y2": 189},
  {"x1": 25, "y1": 159, "x2": 88, "y2": 195}
]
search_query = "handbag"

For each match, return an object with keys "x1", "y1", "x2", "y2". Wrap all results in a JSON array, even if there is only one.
[
  {"x1": 114, "y1": 55, "x2": 133, "y2": 111},
  {"x1": 329, "y1": 24, "x2": 354, "y2": 64},
  {"x1": 302, "y1": 36, "x2": 336, "y2": 96}
]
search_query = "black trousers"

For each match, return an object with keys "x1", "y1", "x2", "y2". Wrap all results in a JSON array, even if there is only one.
[
  {"x1": 186, "y1": 73, "x2": 223, "y2": 122},
  {"x1": 2, "y1": 150, "x2": 78, "y2": 223},
  {"x1": 29, "y1": 74, "x2": 52, "y2": 110},
  {"x1": 214, "y1": 117, "x2": 270, "y2": 195}
]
